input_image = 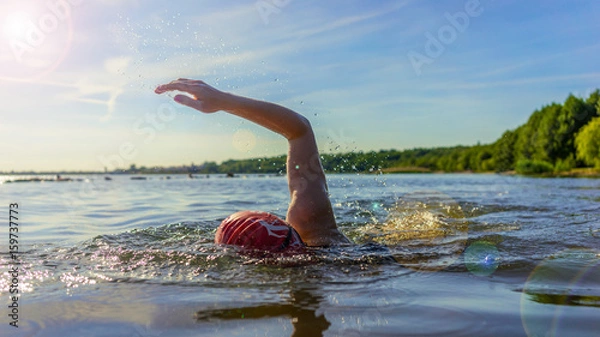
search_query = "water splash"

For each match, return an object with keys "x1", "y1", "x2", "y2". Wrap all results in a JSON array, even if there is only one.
[{"x1": 354, "y1": 190, "x2": 468, "y2": 271}]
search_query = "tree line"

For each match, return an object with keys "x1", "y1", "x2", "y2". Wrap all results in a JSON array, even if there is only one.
[{"x1": 182, "y1": 89, "x2": 600, "y2": 175}]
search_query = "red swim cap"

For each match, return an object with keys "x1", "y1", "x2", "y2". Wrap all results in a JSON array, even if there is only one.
[{"x1": 215, "y1": 211, "x2": 305, "y2": 253}]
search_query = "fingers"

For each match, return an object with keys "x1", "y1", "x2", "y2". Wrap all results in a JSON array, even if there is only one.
[
  {"x1": 173, "y1": 78, "x2": 204, "y2": 83},
  {"x1": 173, "y1": 78, "x2": 205, "y2": 84},
  {"x1": 155, "y1": 78, "x2": 216, "y2": 112},
  {"x1": 173, "y1": 94, "x2": 205, "y2": 111},
  {"x1": 155, "y1": 82, "x2": 194, "y2": 94},
  {"x1": 154, "y1": 79, "x2": 206, "y2": 94}
]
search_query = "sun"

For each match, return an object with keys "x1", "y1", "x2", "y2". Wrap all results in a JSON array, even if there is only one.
[
  {"x1": 0, "y1": 2, "x2": 75, "y2": 80},
  {"x1": 2, "y1": 11, "x2": 31, "y2": 41}
]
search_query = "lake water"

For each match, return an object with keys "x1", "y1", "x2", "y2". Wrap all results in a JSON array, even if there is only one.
[{"x1": 1, "y1": 173, "x2": 599, "y2": 337}]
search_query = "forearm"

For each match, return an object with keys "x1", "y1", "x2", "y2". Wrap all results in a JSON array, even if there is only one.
[
  {"x1": 221, "y1": 93, "x2": 311, "y2": 140},
  {"x1": 155, "y1": 79, "x2": 310, "y2": 139}
]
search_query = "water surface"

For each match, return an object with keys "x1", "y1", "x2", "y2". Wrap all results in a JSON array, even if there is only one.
[{"x1": 1, "y1": 174, "x2": 599, "y2": 336}]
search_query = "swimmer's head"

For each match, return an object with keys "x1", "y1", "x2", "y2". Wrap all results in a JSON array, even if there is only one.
[{"x1": 215, "y1": 211, "x2": 305, "y2": 253}]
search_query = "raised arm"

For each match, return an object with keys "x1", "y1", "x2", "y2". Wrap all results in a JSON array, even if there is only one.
[{"x1": 155, "y1": 79, "x2": 350, "y2": 246}]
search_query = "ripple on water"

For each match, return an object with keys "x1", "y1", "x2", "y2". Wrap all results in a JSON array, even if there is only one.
[
  {"x1": 9, "y1": 222, "x2": 412, "y2": 297},
  {"x1": 520, "y1": 249, "x2": 600, "y2": 337}
]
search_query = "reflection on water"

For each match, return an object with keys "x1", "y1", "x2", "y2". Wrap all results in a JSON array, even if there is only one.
[
  {"x1": 521, "y1": 249, "x2": 600, "y2": 337},
  {"x1": 526, "y1": 293, "x2": 600, "y2": 307},
  {"x1": 195, "y1": 286, "x2": 330, "y2": 337}
]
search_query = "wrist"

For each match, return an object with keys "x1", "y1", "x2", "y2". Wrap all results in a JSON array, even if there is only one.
[{"x1": 218, "y1": 92, "x2": 243, "y2": 113}]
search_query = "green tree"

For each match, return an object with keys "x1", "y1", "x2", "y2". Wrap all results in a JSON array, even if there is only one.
[
  {"x1": 513, "y1": 94, "x2": 597, "y2": 167},
  {"x1": 494, "y1": 129, "x2": 518, "y2": 171},
  {"x1": 533, "y1": 104, "x2": 562, "y2": 163},
  {"x1": 575, "y1": 117, "x2": 600, "y2": 169},
  {"x1": 515, "y1": 159, "x2": 554, "y2": 175},
  {"x1": 586, "y1": 89, "x2": 599, "y2": 112},
  {"x1": 555, "y1": 95, "x2": 596, "y2": 160},
  {"x1": 476, "y1": 147, "x2": 494, "y2": 171},
  {"x1": 515, "y1": 108, "x2": 545, "y2": 161},
  {"x1": 199, "y1": 161, "x2": 219, "y2": 173}
]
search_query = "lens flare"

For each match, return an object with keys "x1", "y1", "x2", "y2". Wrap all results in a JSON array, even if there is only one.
[
  {"x1": 232, "y1": 129, "x2": 257, "y2": 153},
  {"x1": 464, "y1": 241, "x2": 499, "y2": 276},
  {"x1": 0, "y1": 1, "x2": 76, "y2": 80},
  {"x1": 521, "y1": 249, "x2": 600, "y2": 337},
  {"x1": 3, "y1": 12, "x2": 30, "y2": 40}
]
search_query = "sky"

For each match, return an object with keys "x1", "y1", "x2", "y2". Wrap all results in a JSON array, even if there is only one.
[{"x1": 0, "y1": 0, "x2": 599, "y2": 172}]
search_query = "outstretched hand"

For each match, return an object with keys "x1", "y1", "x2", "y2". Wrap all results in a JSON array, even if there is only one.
[{"x1": 155, "y1": 78, "x2": 230, "y2": 113}]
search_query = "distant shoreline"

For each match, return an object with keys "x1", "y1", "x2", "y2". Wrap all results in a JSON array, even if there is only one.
[
  {"x1": 379, "y1": 167, "x2": 600, "y2": 178},
  {"x1": 2, "y1": 167, "x2": 599, "y2": 179}
]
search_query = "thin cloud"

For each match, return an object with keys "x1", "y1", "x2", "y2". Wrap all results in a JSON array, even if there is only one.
[
  {"x1": 53, "y1": 57, "x2": 131, "y2": 121},
  {"x1": 291, "y1": 1, "x2": 411, "y2": 39}
]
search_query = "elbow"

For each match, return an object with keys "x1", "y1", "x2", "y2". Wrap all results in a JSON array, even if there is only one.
[
  {"x1": 288, "y1": 114, "x2": 312, "y2": 140},
  {"x1": 297, "y1": 114, "x2": 311, "y2": 135}
]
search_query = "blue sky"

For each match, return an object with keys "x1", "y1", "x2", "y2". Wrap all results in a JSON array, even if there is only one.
[{"x1": 0, "y1": 0, "x2": 598, "y2": 171}]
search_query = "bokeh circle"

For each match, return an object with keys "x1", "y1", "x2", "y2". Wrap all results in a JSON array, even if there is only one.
[{"x1": 520, "y1": 249, "x2": 600, "y2": 337}]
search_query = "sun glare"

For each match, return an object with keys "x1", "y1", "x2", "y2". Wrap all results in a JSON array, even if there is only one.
[
  {"x1": 0, "y1": 1, "x2": 75, "y2": 79},
  {"x1": 2, "y1": 11, "x2": 31, "y2": 41}
]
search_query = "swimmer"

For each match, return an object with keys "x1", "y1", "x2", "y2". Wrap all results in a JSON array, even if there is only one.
[{"x1": 155, "y1": 79, "x2": 351, "y2": 251}]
